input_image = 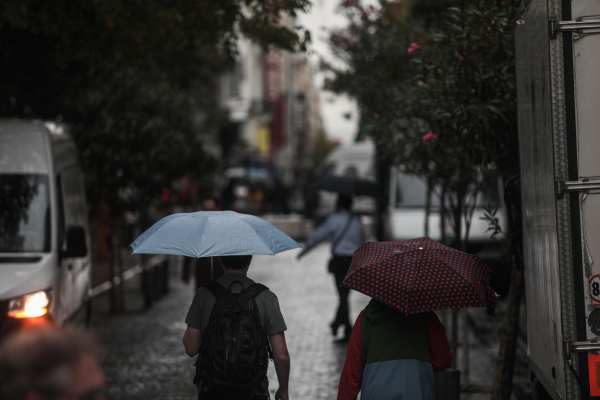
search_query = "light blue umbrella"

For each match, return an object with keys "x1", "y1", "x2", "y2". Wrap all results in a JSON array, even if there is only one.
[{"x1": 130, "y1": 211, "x2": 301, "y2": 257}]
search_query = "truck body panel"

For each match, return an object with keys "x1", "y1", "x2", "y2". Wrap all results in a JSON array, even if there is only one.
[{"x1": 517, "y1": 0, "x2": 600, "y2": 398}]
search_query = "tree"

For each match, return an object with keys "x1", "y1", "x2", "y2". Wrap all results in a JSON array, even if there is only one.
[
  {"x1": 0, "y1": 0, "x2": 311, "y2": 217},
  {"x1": 322, "y1": 0, "x2": 516, "y2": 250},
  {"x1": 0, "y1": 0, "x2": 313, "y2": 312},
  {"x1": 323, "y1": 0, "x2": 523, "y2": 398},
  {"x1": 0, "y1": 0, "x2": 315, "y2": 263}
]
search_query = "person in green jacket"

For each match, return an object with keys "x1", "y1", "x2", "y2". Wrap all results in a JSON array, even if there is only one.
[{"x1": 338, "y1": 299, "x2": 452, "y2": 400}]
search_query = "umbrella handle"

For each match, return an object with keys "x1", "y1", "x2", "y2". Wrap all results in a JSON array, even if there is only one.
[{"x1": 211, "y1": 257, "x2": 213, "y2": 281}]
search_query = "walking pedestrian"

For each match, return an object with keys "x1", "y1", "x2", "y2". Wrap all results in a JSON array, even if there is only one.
[
  {"x1": 182, "y1": 197, "x2": 224, "y2": 290},
  {"x1": 0, "y1": 326, "x2": 105, "y2": 400},
  {"x1": 337, "y1": 299, "x2": 452, "y2": 400},
  {"x1": 182, "y1": 255, "x2": 290, "y2": 400},
  {"x1": 297, "y1": 194, "x2": 365, "y2": 342}
]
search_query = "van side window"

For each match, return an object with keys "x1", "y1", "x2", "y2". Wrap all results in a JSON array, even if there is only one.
[{"x1": 59, "y1": 168, "x2": 87, "y2": 230}]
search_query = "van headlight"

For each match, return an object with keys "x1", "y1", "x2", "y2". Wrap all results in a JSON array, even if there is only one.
[{"x1": 8, "y1": 291, "x2": 50, "y2": 319}]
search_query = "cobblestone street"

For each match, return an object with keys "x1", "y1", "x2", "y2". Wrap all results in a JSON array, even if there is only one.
[{"x1": 91, "y1": 243, "x2": 528, "y2": 400}]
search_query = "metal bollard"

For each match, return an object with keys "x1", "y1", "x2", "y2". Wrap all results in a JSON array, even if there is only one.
[
  {"x1": 162, "y1": 260, "x2": 169, "y2": 294},
  {"x1": 153, "y1": 265, "x2": 161, "y2": 300},
  {"x1": 142, "y1": 264, "x2": 153, "y2": 309}
]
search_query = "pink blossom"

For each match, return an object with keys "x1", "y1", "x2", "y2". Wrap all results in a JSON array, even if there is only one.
[
  {"x1": 501, "y1": 1, "x2": 507, "y2": 4},
  {"x1": 408, "y1": 42, "x2": 423, "y2": 54},
  {"x1": 422, "y1": 131, "x2": 437, "y2": 145},
  {"x1": 417, "y1": 80, "x2": 424, "y2": 86},
  {"x1": 459, "y1": 55, "x2": 464, "y2": 61}
]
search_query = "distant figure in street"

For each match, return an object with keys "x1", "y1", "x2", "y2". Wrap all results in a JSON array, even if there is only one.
[
  {"x1": 337, "y1": 300, "x2": 452, "y2": 400},
  {"x1": 183, "y1": 255, "x2": 290, "y2": 400},
  {"x1": 0, "y1": 326, "x2": 105, "y2": 400},
  {"x1": 182, "y1": 197, "x2": 224, "y2": 290},
  {"x1": 297, "y1": 194, "x2": 365, "y2": 341}
]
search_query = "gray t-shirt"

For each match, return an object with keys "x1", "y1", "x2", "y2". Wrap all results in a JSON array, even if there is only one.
[{"x1": 185, "y1": 273, "x2": 287, "y2": 336}]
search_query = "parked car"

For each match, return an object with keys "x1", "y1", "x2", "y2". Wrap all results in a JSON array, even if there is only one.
[{"x1": 0, "y1": 120, "x2": 91, "y2": 338}]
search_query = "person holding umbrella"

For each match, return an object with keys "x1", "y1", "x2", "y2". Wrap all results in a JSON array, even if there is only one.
[
  {"x1": 297, "y1": 194, "x2": 365, "y2": 342},
  {"x1": 130, "y1": 211, "x2": 301, "y2": 400},
  {"x1": 337, "y1": 237, "x2": 496, "y2": 399},
  {"x1": 337, "y1": 299, "x2": 452, "y2": 400},
  {"x1": 183, "y1": 255, "x2": 290, "y2": 400}
]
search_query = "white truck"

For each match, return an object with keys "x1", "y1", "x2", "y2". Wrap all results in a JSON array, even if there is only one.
[{"x1": 515, "y1": 0, "x2": 600, "y2": 398}]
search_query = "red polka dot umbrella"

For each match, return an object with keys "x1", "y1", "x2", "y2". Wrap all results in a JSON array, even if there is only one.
[{"x1": 342, "y1": 237, "x2": 496, "y2": 315}]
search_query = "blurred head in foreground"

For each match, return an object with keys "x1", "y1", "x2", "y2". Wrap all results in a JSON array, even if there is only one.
[{"x1": 0, "y1": 327, "x2": 105, "y2": 400}]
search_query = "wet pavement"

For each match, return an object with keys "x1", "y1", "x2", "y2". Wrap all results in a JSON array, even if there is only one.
[{"x1": 91, "y1": 243, "x2": 529, "y2": 399}]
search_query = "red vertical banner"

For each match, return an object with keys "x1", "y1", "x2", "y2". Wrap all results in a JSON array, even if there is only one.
[
  {"x1": 263, "y1": 49, "x2": 280, "y2": 103},
  {"x1": 271, "y1": 96, "x2": 285, "y2": 152},
  {"x1": 263, "y1": 48, "x2": 284, "y2": 155},
  {"x1": 588, "y1": 354, "x2": 600, "y2": 396}
]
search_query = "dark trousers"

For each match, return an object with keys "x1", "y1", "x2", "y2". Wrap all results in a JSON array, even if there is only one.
[
  {"x1": 198, "y1": 377, "x2": 269, "y2": 400},
  {"x1": 331, "y1": 256, "x2": 353, "y2": 335},
  {"x1": 199, "y1": 395, "x2": 268, "y2": 400}
]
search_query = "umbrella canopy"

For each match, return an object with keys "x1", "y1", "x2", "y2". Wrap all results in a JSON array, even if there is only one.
[
  {"x1": 130, "y1": 211, "x2": 301, "y2": 258},
  {"x1": 342, "y1": 237, "x2": 496, "y2": 315},
  {"x1": 313, "y1": 175, "x2": 377, "y2": 197}
]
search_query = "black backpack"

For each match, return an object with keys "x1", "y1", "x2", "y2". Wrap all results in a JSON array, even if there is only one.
[{"x1": 195, "y1": 281, "x2": 272, "y2": 400}]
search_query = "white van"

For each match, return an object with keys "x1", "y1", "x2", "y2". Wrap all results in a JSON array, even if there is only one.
[
  {"x1": 314, "y1": 140, "x2": 507, "y2": 251},
  {"x1": 0, "y1": 120, "x2": 91, "y2": 336},
  {"x1": 386, "y1": 165, "x2": 508, "y2": 252}
]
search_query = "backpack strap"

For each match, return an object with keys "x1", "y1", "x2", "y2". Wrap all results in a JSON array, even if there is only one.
[
  {"x1": 243, "y1": 283, "x2": 269, "y2": 299},
  {"x1": 243, "y1": 283, "x2": 272, "y2": 360},
  {"x1": 205, "y1": 280, "x2": 228, "y2": 299}
]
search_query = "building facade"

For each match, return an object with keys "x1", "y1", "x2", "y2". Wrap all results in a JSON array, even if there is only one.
[{"x1": 218, "y1": 28, "x2": 322, "y2": 189}]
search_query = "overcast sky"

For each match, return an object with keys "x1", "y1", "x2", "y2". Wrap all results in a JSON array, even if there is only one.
[{"x1": 298, "y1": 0, "x2": 377, "y2": 145}]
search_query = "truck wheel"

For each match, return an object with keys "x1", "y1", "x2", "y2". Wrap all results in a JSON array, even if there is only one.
[{"x1": 531, "y1": 377, "x2": 553, "y2": 400}]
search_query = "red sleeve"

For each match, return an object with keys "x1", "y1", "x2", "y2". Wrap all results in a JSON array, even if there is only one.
[
  {"x1": 426, "y1": 312, "x2": 452, "y2": 372},
  {"x1": 337, "y1": 310, "x2": 365, "y2": 400}
]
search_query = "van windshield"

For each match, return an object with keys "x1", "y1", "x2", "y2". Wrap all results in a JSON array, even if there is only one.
[{"x1": 0, "y1": 174, "x2": 50, "y2": 253}]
